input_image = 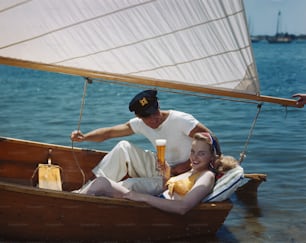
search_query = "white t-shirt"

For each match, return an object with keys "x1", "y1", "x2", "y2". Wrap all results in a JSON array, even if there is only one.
[{"x1": 129, "y1": 110, "x2": 199, "y2": 166}]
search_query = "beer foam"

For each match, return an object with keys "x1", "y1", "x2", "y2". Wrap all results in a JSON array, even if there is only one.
[{"x1": 155, "y1": 139, "x2": 167, "y2": 146}]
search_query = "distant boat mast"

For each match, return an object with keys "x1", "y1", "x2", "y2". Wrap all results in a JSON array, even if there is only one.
[
  {"x1": 268, "y1": 10, "x2": 292, "y2": 44},
  {"x1": 275, "y1": 11, "x2": 281, "y2": 35}
]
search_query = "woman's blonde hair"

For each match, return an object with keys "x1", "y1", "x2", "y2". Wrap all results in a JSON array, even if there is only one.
[{"x1": 215, "y1": 155, "x2": 238, "y2": 173}]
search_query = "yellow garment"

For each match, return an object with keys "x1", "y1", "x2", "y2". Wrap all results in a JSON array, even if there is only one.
[{"x1": 166, "y1": 172, "x2": 202, "y2": 196}]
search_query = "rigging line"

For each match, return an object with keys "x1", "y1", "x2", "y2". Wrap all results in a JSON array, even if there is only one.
[
  {"x1": 71, "y1": 77, "x2": 92, "y2": 186},
  {"x1": 71, "y1": 141, "x2": 85, "y2": 186},
  {"x1": 284, "y1": 105, "x2": 288, "y2": 119},
  {"x1": 239, "y1": 103, "x2": 263, "y2": 163},
  {"x1": 77, "y1": 77, "x2": 91, "y2": 131}
]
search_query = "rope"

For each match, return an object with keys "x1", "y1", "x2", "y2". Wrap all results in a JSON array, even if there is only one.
[
  {"x1": 71, "y1": 77, "x2": 92, "y2": 186},
  {"x1": 239, "y1": 103, "x2": 263, "y2": 163},
  {"x1": 77, "y1": 77, "x2": 91, "y2": 131}
]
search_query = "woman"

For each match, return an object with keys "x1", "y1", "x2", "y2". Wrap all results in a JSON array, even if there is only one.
[{"x1": 78, "y1": 132, "x2": 223, "y2": 215}]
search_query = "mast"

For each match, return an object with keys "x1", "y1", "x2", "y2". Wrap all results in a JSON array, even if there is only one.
[{"x1": 276, "y1": 11, "x2": 281, "y2": 35}]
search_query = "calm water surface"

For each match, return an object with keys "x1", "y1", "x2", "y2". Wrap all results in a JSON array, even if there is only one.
[{"x1": 0, "y1": 42, "x2": 306, "y2": 242}]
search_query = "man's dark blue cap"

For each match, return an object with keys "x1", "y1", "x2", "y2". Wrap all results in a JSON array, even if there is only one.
[{"x1": 129, "y1": 90, "x2": 159, "y2": 117}]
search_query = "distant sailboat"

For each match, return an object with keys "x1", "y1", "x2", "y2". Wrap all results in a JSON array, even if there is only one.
[{"x1": 268, "y1": 11, "x2": 292, "y2": 43}]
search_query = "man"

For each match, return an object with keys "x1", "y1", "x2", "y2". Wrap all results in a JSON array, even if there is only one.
[{"x1": 71, "y1": 89, "x2": 221, "y2": 195}]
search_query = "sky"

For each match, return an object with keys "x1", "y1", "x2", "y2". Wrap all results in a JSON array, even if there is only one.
[{"x1": 244, "y1": 0, "x2": 306, "y2": 35}]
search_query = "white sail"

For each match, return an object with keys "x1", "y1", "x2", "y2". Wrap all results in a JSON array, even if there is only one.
[
  {"x1": 0, "y1": 0, "x2": 259, "y2": 92},
  {"x1": 0, "y1": 1, "x2": 299, "y2": 106}
]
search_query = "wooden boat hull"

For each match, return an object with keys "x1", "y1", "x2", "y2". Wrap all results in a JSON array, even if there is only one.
[{"x1": 0, "y1": 136, "x2": 232, "y2": 241}]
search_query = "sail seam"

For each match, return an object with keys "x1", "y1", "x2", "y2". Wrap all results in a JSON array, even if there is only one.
[
  {"x1": 0, "y1": 0, "x2": 155, "y2": 50},
  {"x1": 52, "y1": 9, "x2": 245, "y2": 66},
  {"x1": 125, "y1": 45, "x2": 251, "y2": 76},
  {"x1": 0, "y1": 1, "x2": 244, "y2": 72},
  {"x1": 0, "y1": 0, "x2": 31, "y2": 13}
]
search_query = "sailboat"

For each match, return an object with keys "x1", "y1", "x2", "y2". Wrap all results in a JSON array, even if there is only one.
[
  {"x1": 0, "y1": 0, "x2": 302, "y2": 241},
  {"x1": 267, "y1": 11, "x2": 293, "y2": 44}
]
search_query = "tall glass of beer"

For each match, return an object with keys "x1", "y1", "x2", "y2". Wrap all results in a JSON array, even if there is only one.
[{"x1": 155, "y1": 139, "x2": 167, "y2": 166}]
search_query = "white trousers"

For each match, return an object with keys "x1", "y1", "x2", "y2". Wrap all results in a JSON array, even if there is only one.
[{"x1": 92, "y1": 140, "x2": 163, "y2": 195}]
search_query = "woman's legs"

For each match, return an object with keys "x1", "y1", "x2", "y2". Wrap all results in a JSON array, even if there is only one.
[{"x1": 86, "y1": 176, "x2": 130, "y2": 198}]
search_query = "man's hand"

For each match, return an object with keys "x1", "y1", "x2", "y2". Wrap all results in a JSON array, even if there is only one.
[{"x1": 70, "y1": 130, "x2": 85, "y2": 142}]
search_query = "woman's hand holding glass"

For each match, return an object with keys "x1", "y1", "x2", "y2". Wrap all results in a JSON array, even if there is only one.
[{"x1": 157, "y1": 159, "x2": 171, "y2": 184}]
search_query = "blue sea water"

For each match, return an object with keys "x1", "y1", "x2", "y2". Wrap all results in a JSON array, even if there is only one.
[{"x1": 1, "y1": 42, "x2": 306, "y2": 242}]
